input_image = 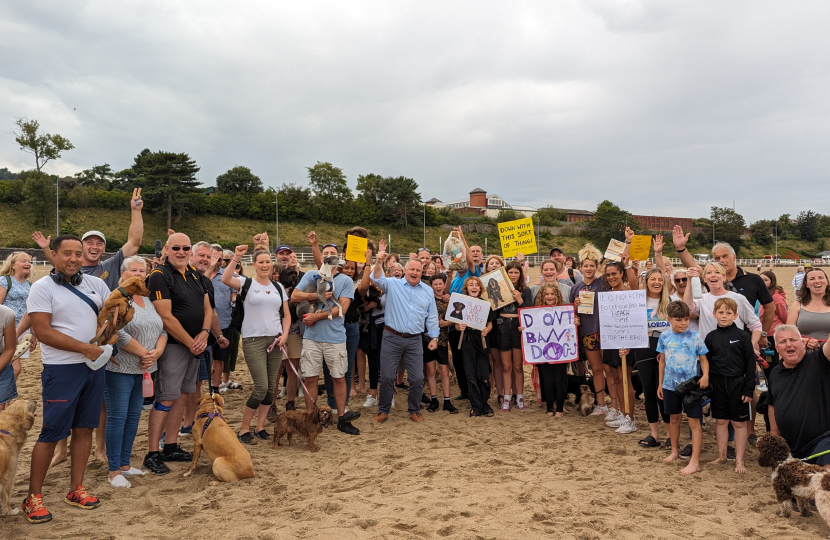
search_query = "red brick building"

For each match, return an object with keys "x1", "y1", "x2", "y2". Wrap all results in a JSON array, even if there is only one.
[{"x1": 633, "y1": 215, "x2": 693, "y2": 231}]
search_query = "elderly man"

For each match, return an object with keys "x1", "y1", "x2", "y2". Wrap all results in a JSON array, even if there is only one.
[
  {"x1": 372, "y1": 241, "x2": 439, "y2": 424},
  {"x1": 768, "y1": 324, "x2": 830, "y2": 467}
]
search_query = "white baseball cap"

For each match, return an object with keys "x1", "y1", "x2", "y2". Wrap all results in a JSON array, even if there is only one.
[{"x1": 81, "y1": 230, "x2": 106, "y2": 243}]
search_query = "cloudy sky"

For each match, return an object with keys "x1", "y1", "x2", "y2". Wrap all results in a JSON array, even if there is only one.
[{"x1": 1, "y1": 1, "x2": 829, "y2": 222}]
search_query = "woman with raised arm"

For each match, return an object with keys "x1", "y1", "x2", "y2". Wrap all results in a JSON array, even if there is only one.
[{"x1": 786, "y1": 268, "x2": 830, "y2": 350}]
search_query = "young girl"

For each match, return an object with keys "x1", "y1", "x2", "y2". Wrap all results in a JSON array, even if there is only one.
[
  {"x1": 483, "y1": 255, "x2": 506, "y2": 401},
  {"x1": 456, "y1": 276, "x2": 497, "y2": 417},
  {"x1": 496, "y1": 261, "x2": 533, "y2": 412}
]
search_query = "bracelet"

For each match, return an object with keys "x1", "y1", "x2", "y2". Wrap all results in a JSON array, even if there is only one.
[
  {"x1": 676, "y1": 248, "x2": 687, "y2": 253},
  {"x1": 232, "y1": 258, "x2": 241, "y2": 263},
  {"x1": 625, "y1": 241, "x2": 631, "y2": 244}
]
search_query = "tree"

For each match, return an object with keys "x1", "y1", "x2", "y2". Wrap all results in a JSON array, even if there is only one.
[
  {"x1": 749, "y1": 219, "x2": 775, "y2": 247},
  {"x1": 693, "y1": 217, "x2": 712, "y2": 228},
  {"x1": 355, "y1": 173, "x2": 385, "y2": 205},
  {"x1": 21, "y1": 171, "x2": 55, "y2": 227},
  {"x1": 133, "y1": 149, "x2": 201, "y2": 229},
  {"x1": 536, "y1": 206, "x2": 566, "y2": 227},
  {"x1": 776, "y1": 214, "x2": 798, "y2": 239},
  {"x1": 0, "y1": 168, "x2": 16, "y2": 180},
  {"x1": 496, "y1": 208, "x2": 523, "y2": 222},
  {"x1": 710, "y1": 206, "x2": 746, "y2": 248},
  {"x1": 216, "y1": 166, "x2": 263, "y2": 195},
  {"x1": 11, "y1": 118, "x2": 74, "y2": 172},
  {"x1": 382, "y1": 176, "x2": 422, "y2": 229},
  {"x1": 110, "y1": 168, "x2": 143, "y2": 192},
  {"x1": 276, "y1": 182, "x2": 314, "y2": 220},
  {"x1": 592, "y1": 200, "x2": 639, "y2": 245},
  {"x1": 74, "y1": 163, "x2": 115, "y2": 190},
  {"x1": 797, "y1": 210, "x2": 821, "y2": 241},
  {"x1": 307, "y1": 161, "x2": 352, "y2": 223}
]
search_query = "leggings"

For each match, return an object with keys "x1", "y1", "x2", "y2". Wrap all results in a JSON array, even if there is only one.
[
  {"x1": 538, "y1": 363, "x2": 568, "y2": 413},
  {"x1": 242, "y1": 336, "x2": 283, "y2": 409},
  {"x1": 636, "y1": 356, "x2": 669, "y2": 424}
]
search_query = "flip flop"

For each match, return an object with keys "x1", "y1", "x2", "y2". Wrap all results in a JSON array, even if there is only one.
[{"x1": 638, "y1": 435, "x2": 660, "y2": 448}]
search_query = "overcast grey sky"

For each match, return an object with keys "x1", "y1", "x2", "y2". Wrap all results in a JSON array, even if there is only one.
[{"x1": 2, "y1": 1, "x2": 829, "y2": 222}]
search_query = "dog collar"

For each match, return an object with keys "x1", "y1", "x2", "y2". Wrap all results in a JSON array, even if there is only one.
[{"x1": 0, "y1": 430, "x2": 10, "y2": 436}]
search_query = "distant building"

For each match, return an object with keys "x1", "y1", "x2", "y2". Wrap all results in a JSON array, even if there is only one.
[
  {"x1": 633, "y1": 215, "x2": 693, "y2": 231},
  {"x1": 428, "y1": 188, "x2": 537, "y2": 218}
]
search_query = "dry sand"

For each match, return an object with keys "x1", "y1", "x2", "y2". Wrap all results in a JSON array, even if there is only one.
[{"x1": 3, "y1": 265, "x2": 827, "y2": 539}]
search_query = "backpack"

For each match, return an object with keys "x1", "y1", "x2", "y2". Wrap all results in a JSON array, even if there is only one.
[
  {"x1": 230, "y1": 277, "x2": 285, "y2": 332},
  {"x1": 567, "y1": 268, "x2": 576, "y2": 284}
]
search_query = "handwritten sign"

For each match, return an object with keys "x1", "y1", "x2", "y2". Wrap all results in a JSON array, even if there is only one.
[
  {"x1": 445, "y1": 293, "x2": 491, "y2": 330},
  {"x1": 499, "y1": 218, "x2": 537, "y2": 258},
  {"x1": 604, "y1": 239, "x2": 626, "y2": 262},
  {"x1": 577, "y1": 290, "x2": 595, "y2": 314},
  {"x1": 480, "y1": 267, "x2": 515, "y2": 311},
  {"x1": 629, "y1": 235, "x2": 651, "y2": 262},
  {"x1": 598, "y1": 290, "x2": 648, "y2": 349},
  {"x1": 519, "y1": 305, "x2": 579, "y2": 364},
  {"x1": 345, "y1": 235, "x2": 368, "y2": 263}
]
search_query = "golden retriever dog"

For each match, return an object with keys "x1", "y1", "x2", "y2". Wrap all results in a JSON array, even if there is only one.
[
  {"x1": 183, "y1": 394, "x2": 254, "y2": 482},
  {"x1": 0, "y1": 400, "x2": 37, "y2": 515},
  {"x1": 272, "y1": 405, "x2": 332, "y2": 452},
  {"x1": 93, "y1": 276, "x2": 150, "y2": 347}
]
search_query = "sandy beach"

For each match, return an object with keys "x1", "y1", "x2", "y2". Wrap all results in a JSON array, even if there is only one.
[{"x1": 3, "y1": 264, "x2": 826, "y2": 539}]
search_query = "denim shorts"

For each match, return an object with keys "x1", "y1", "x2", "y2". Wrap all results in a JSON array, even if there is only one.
[{"x1": 0, "y1": 362, "x2": 17, "y2": 405}]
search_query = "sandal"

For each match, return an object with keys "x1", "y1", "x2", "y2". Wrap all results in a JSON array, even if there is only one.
[
  {"x1": 227, "y1": 381, "x2": 242, "y2": 390},
  {"x1": 638, "y1": 435, "x2": 660, "y2": 448},
  {"x1": 254, "y1": 430, "x2": 270, "y2": 440},
  {"x1": 237, "y1": 432, "x2": 257, "y2": 445}
]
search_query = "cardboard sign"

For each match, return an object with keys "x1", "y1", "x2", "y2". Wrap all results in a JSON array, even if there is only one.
[
  {"x1": 345, "y1": 235, "x2": 368, "y2": 263},
  {"x1": 598, "y1": 290, "x2": 648, "y2": 349},
  {"x1": 480, "y1": 267, "x2": 515, "y2": 311},
  {"x1": 445, "y1": 293, "x2": 491, "y2": 330},
  {"x1": 577, "y1": 290, "x2": 595, "y2": 314},
  {"x1": 498, "y1": 218, "x2": 537, "y2": 258},
  {"x1": 519, "y1": 305, "x2": 579, "y2": 364},
  {"x1": 604, "y1": 239, "x2": 626, "y2": 262},
  {"x1": 629, "y1": 235, "x2": 651, "y2": 262}
]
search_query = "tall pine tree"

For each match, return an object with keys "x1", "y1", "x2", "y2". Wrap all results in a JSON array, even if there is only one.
[{"x1": 133, "y1": 149, "x2": 201, "y2": 229}]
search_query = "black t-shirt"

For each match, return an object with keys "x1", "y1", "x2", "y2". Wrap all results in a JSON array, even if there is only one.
[
  {"x1": 703, "y1": 323, "x2": 756, "y2": 395},
  {"x1": 496, "y1": 287, "x2": 534, "y2": 316},
  {"x1": 345, "y1": 285, "x2": 363, "y2": 324},
  {"x1": 200, "y1": 273, "x2": 216, "y2": 309},
  {"x1": 148, "y1": 262, "x2": 207, "y2": 345},
  {"x1": 768, "y1": 348, "x2": 830, "y2": 455},
  {"x1": 728, "y1": 267, "x2": 773, "y2": 310}
]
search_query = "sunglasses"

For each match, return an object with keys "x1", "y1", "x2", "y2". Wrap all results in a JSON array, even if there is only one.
[
  {"x1": 417, "y1": 248, "x2": 431, "y2": 253},
  {"x1": 674, "y1": 277, "x2": 688, "y2": 283},
  {"x1": 322, "y1": 243, "x2": 338, "y2": 250},
  {"x1": 170, "y1": 246, "x2": 191, "y2": 252}
]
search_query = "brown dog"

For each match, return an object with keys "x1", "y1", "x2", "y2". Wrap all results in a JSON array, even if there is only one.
[
  {"x1": 93, "y1": 276, "x2": 150, "y2": 346},
  {"x1": 183, "y1": 394, "x2": 255, "y2": 482},
  {"x1": 578, "y1": 385, "x2": 594, "y2": 416},
  {"x1": 273, "y1": 405, "x2": 332, "y2": 452},
  {"x1": 0, "y1": 400, "x2": 37, "y2": 515}
]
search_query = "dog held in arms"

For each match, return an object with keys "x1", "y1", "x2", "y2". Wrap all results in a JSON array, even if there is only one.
[
  {"x1": 91, "y1": 276, "x2": 150, "y2": 357},
  {"x1": 184, "y1": 394, "x2": 255, "y2": 482},
  {"x1": 295, "y1": 255, "x2": 343, "y2": 321},
  {"x1": 273, "y1": 405, "x2": 332, "y2": 452},
  {"x1": 756, "y1": 433, "x2": 830, "y2": 526},
  {"x1": 0, "y1": 400, "x2": 37, "y2": 515}
]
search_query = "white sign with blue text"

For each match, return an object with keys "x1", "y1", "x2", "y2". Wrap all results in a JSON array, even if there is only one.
[
  {"x1": 519, "y1": 305, "x2": 579, "y2": 364},
  {"x1": 598, "y1": 290, "x2": 648, "y2": 350}
]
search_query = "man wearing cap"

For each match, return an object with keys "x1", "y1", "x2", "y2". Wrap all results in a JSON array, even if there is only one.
[
  {"x1": 33, "y1": 188, "x2": 145, "y2": 292},
  {"x1": 549, "y1": 247, "x2": 582, "y2": 285}
]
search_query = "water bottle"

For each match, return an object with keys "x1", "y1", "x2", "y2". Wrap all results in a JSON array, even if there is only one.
[
  {"x1": 691, "y1": 275, "x2": 703, "y2": 299},
  {"x1": 142, "y1": 371, "x2": 154, "y2": 398}
]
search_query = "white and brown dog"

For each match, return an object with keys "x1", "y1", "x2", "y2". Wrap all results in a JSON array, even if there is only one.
[{"x1": 756, "y1": 433, "x2": 830, "y2": 526}]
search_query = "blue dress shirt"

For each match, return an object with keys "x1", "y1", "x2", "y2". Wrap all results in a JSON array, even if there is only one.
[{"x1": 372, "y1": 274, "x2": 439, "y2": 338}]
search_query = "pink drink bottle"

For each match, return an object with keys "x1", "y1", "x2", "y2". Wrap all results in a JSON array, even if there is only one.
[{"x1": 142, "y1": 371, "x2": 154, "y2": 398}]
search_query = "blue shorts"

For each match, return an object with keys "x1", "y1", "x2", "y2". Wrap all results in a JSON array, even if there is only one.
[
  {"x1": 39, "y1": 363, "x2": 105, "y2": 443},
  {"x1": 198, "y1": 350, "x2": 211, "y2": 381},
  {"x1": 0, "y1": 362, "x2": 17, "y2": 405},
  {"x1": 662, "y1": 388, "x2": 702, "y2": 419}
]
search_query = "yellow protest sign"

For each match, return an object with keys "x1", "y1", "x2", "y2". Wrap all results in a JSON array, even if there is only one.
[
  {"x1": 629, "y1": 235, "x2": 651, "y2": 262},
  {"x1": 345, "y1": 235, "x2": 368, "y2": 263},
  {"x1": 498, "y1": 217, "x2": 537, "y2": 258}
]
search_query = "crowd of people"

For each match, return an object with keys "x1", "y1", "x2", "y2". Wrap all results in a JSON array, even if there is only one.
[{"x1": 1, "y1": 192, "x2": 830, "y2": 525}]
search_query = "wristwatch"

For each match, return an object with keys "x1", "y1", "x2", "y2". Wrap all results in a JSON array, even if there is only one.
[
  {"x1": 201, "y1": 328, "x2": 211, "y2": 336},
  {"x1": 760, "y1": 331, "x2": 768, "y2": 337}
]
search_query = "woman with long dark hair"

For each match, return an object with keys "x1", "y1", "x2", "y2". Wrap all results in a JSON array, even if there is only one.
[{"x1": 786, "y1": 268, "x2": 830, "y2": 349}]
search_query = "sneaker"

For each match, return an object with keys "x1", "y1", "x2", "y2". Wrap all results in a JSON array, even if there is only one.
[
  {"x1": 142, "y1": 403, "x2": 152, "y2": 411},
  {"x1": 604, "y1": 407, "x2": 620, "y2": 421},
  {"x1": 237, "y1": 432, "x2": 257, "y2": 445},
  {"x1": 178, "y1": 425, "x2": 193, "y2": 437},
  {"x1": 426, "y1": 398, "x2": 440, "y2": 413},
  {"x1": 107, "y1": 475, "x2": 131, "y2": 488},
  {"x1": 22, "y1": 493, "x2": 52, "y2": 523},
  {"x1": 161, "y1": 446, "x2": 193, "y2": 461},
  {"x1": 679, "y1": 444, "x2": 693, "y2": 459},
  {"x1": 606, "y1": 414, "x2": 628, "y2": 428},
  {"x1": 516, "y1": 396, "x2": 527, "y2": 411},
  {"x1": 363, "y1": 395, "x2": 378, "y2": 408},
  {"x1": 337, "y1": 418, "x2": 360, "y2": 435},
  {"x1": 332, "y1": 409, "x2": 338, "y2": 416},
  {"x1": 590, "y1": 405, "x2": 609, "y2": 417},
  {"x1": 120, "y1": 467, "x2": 147, "y2": 476},
  {"x1": 615, "y1": 417, "x2": 637, "y2": 434},
  {"x1": 501, "y1": 400, "x2": 510, "y2": 412},
  {"x1": 341, "y1": 411, "x2": 361, "y2": 423},
  {"x1": 727, "y1": 446, "x2": 736, "y2": 461},
  {"x1": 756, "y1": 382, "x2": 768, "y2": 392},
  {"x1": 421, "y1": 394, "x2": 431, "y2": 404},
  {"x1": 65, "y1": 486, "x2": 101, "y2": 509},
  {"x1": 443, "y1": 400, "x2": 459, "y2": 414},
  {"x1": 143, "y1": 452, "x2": 170, "y2": 475}
]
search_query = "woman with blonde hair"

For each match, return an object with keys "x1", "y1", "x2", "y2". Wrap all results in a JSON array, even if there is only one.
[
  {"x1": 483, "y1": 255, "x2": 507, "y2": 401},
  {"x1": 0, "y1": 252, "x2": 36, "y2": 380}
]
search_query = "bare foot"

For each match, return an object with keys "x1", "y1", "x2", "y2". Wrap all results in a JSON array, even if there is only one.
[
  {"x1": 734, "y1": 462, "x2": 746, "y2": 474},
  {"x1": 50, "y1": 451, "x2": 67, "y2": 468},
  {"x1": 546, "y1": 412, "x2": 554, "y2": 416},
  {"x1": 663, "y1": 453, "x2": 680, "y2": 464},
  {"x1": 710, "y1": 456, "x2": 728, "y2": 465},
  {"x1": 554, "y1": 412, "x2": 563, "y2": 418},
  {"x1": 681, "y1": 461, "x2": 701, "y2": 475}
]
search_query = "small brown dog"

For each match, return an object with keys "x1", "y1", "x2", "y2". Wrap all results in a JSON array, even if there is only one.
[
  {"x1": 184, "y1": 394, "x2": 255, "y2": 482},
  {"x1": 93, "y1": 276, "x2": 150, "y2": 346},
  {"x1": 578, "y1": 385, "x2": 594, "y2": 416},
  {"x1": 273, "y1": 405, "x2": 332, "y2": 452},
  {"x1": 0, "y1": 399, "x2": 37, "y2": 515}
]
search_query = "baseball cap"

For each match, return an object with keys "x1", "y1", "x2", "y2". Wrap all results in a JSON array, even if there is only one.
[
  {"x1": 549, "y1": 247, "x2": 564, "y2": 256},
  {"x1": 82, "y1": 230, "x2": 106, "y2": 244},
  {"x1": 275, "y1": 244, "x2": 293, "y2": 254}
]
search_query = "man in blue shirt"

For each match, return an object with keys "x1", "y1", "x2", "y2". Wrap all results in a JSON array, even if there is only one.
[
  {"x1": 371, "y1": 249, "x2": 439, "y2": 424},
  {"x1": 292, "y1": 244, "x2": 359, "y2": 435}
]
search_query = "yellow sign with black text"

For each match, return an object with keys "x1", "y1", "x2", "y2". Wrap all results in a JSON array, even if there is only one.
[
  {"x1": 345, "y1": 235, "x2": 368, "y2": 263},
  {"x1": 498, "y1": 218, "x2": 537, "y2": 258}
]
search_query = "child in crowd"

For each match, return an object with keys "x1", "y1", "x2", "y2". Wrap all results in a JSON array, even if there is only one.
[
  {"x1": 455, "y1": 276, "x2": 496, "y2": 417},
  {"x1": 424, "y1": 274, "x2": 458, "y2": 414},
  {"x1": 704, "y1": 297, "x2": 756, "y2": 474},
  {"x1": 657, "y1": 301, "x2": 709, "y2": 475}
]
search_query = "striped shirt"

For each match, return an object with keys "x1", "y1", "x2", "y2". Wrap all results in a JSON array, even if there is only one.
[{"x1": 108, "y1": 298, "x2": 167, "y2": 375}]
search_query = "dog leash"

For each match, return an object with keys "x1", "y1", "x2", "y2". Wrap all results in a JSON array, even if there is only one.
[
  {"x1": 801, "y1": 449, "x2": 830, "y2": 462},
  {"x1": 279, "y1": 344, "x2": 311, "y2": 396}
]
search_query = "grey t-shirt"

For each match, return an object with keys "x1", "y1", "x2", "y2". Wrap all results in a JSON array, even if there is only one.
[
  {"x1": 0, "y1": 304, "x2": 14, "y2": 353},
  {"x1": 81, "y1": 249, "x2": 125, "y2": 291}
]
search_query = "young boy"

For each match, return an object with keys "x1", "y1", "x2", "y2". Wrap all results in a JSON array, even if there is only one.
[
  {"x1": 704, "y1": 297, "x2": 756, "y2": 474},
  {"x1": 657, "y1": 301, "x2": 709, "y2": 475},
  {"x1": 423, "y1": 274, "x2": 458, "y2": 414}
]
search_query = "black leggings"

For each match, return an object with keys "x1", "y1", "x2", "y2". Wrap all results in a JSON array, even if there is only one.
[
  {"x1": 368, "y1": 345, "x2": 381, "y2": 390},
  {"x1": 449, "y1": 331, "x2": 468, "y2": 398},
  {"x1": 636, "y1": 356, "x2": 669, "y2": 424},
  {"x1": 538, "y1": 363, "x2": 568, "y2": 413}
]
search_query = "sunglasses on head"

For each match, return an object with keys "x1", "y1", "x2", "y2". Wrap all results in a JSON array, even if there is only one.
[
  {"x1": 417, "y1": 248, "x2": 431, "y2": 253},
  {"x1": 322, "y1": 243, "x2": 338, "y2": 250},
  {"x1": 674, "y1": 277, "x2": 688, "y2": 283},
  {"x1": 170, "y1": 246, "x2": 191, "y2": 252}
]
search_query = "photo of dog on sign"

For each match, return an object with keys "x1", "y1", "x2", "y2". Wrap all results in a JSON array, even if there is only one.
[
  {"x1": 480, "y1": 267, "x2": 514, "y2": 311},
  {"x1": 445, "y1": 293, "x2": 491, "y2": 330}
]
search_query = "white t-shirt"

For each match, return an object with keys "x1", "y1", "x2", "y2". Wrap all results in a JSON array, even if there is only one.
[
  {"x1": 238, "y1": 276, "x2": 288, "y2": 338},
  {"x1": 691, "y1": 291, "x2": 762, "y2": 339},
  {"x1": 647, "y1": 296, "x2": 671, "y2": 334},
  {"x1": 27, "y1": 274, "x2": 111, "y2": 365}
]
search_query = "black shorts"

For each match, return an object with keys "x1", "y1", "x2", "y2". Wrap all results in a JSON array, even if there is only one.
[
  {"x1": 662, "y1": 388, "x2": 702, "y2": 419},
  {"x1": 424, "y1": 343, "x2": 449, "y2": 365},
  {"x1": 487, "y1": 329, "x2": 499, "y2": 351},
  {"x1": 603, "y1": 349, "x2": 629, "y2": 368},
  {"x1": 709, "y1": 375, "x2": 751, "y2": 422},
  {"x1": 496, "y1": 317, "x2": 521, "y2": 351},
  {"x1": 212, "y1": 326, "x2": 235, "y2": 362}
]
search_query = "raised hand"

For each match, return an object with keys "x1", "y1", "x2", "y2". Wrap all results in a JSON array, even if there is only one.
[
  {"x1": 376, "y1": 250, "x2": 389, "y2": 264},
  {"x1": 378, "y1": 238, "x2": 387, "y2": 253},
  {"x1": 625, "y1": 226, "x2": 635, "y2": 242},
  {"x1": 516, "y1": 252, "x2": 525, "y2": 262},
  {"x1": 364, "y1": 249, "x2": 373, "y2": 264},
  {"x1": 32, "y1": 231, "x2": 51, "y2": 250},
  {"x1": 653, "y1": 234, "x2": 665, "y2": 253},
  {"x1": 672, "y1": 225, "x2": 690, "y2": 250},
  {"x1": 254, "y1": 232, "x2": 269, "y2": 249},
  {"x1": 307, "y1": 231, "x2": 318, "y2": 245},
  {"x1": 209, "y1": 249, "x2": 222, "y2": 270},
  {"x1": 131, "y1": 188, "x2": 143, "y2": 211},
  {"x1": 234, "y1": 245, "x2": 249, "y2": 258}
]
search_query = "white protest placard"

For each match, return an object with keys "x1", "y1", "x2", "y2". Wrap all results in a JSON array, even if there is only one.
[
  {"x1": 445, "y1": 293, "x2": 491, "y2": 331},
  {"x1": 604, "y1": 239, "x2": 626, "y2": 262},
  {"x1": 519, "y1": 305, "x2": 579, "y2": 364},
  {"x1": 598, "y1": 290, "x2": 648, "y2": 349}
]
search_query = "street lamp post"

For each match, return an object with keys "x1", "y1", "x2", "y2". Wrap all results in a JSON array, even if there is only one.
[
  {"x1": 56, "y1": 176, "x2": 60, "y2": 238},
  {"x1": 275, "y1": 190, "x2": 280, "y2": 248}
]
